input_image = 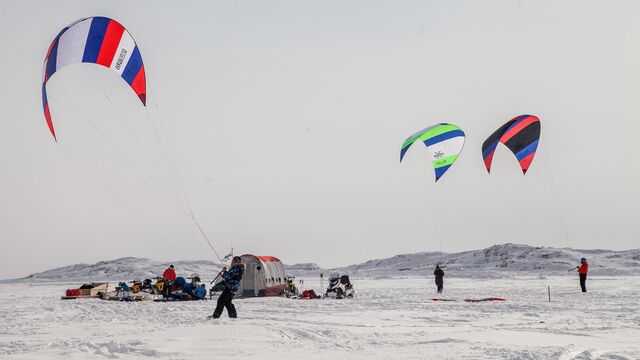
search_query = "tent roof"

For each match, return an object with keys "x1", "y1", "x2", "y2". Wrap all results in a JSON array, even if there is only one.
[{"x1": 242, "y1": 255, "x2": 282, "y2": 263}]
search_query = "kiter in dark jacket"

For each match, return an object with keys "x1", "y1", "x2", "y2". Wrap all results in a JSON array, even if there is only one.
[
  {"x1": 211, "y1": 256, "x2": 245, "y2": 318},
  {"x1": 434, "y1": 265, "x2": 444, "y2": 294}
]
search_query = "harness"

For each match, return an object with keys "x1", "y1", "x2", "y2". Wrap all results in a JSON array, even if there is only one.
[{"x1": 224, "y1": 266, "x2": 244, "y2": 286}]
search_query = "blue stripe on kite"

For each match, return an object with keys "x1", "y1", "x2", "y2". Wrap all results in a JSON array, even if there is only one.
[
  {"x1": 424, "y1": 130, "x2": 464, "y2": 146},
  {"x1": 41, "y1": 83, "x2": 48, "y2": 111},
  {"x1": 400, "y1": 145, "x2": 411, "y2": 162},
  {"x1": 82, "y1": 17, "x2": 110, "y2": 63},
  {"x1": 54, "y1": 26, "x2": 71, "y2": 41},
  {"x1": 435, "y1": 165, "x2": 451, "y2": 182},
  {"x1": 505, "y1": 114, "x2": 530, "y2": 133},
  {"x1": 515, "y1": 139, "x2": 539, "y2": 161},
  {"x1": 122, "y1": 46, "x2": 143, "y2": 85},
  {"x1": 482, "y1": 141, "x2": 499, "y2": 159},
  {"x1": 45, "y1": 41, "x2": 59, "y2": 81}
]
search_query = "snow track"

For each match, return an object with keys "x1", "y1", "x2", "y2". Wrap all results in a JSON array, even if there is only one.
[{"x1": 1, "y1": 276, "x2": 639, "y2": 359}]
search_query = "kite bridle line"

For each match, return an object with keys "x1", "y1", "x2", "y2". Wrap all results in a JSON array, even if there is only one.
[
  {"x1": 89, "y1": 62, "x2": 225, "y2": 266},
  {"x1": 144, "y1": 77, "x2": 226, "y2": 267},
  {"x1": 539, "y1": 139, "x2": 573, "y2": 249},
  {"x1": 49, "y1": 65, "x2": 226, "y2": 267},
  {"x1": 56, "y1": 141, "x2": 183, "y2": 256}
]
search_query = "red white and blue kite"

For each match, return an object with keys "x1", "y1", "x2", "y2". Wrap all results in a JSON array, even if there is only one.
[
  {"x1": 481, "y1": 115, "x2": 541, "y2": 174},
  {"x1": 42, "y1": 17, "x2": 147, "y2": 141}
]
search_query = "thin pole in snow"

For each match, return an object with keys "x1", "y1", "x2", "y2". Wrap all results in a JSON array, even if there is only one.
[{"x1": 548, "y1": 285, "x2": 551, "y2": 302}]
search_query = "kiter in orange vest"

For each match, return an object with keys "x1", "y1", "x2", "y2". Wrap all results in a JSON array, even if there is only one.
[
  {"x1": 573, "y1": 258, "x2": 589, "y2": 292},
  {"x1": 162, "y1": 265, "x2": 177, "y2": 298}
]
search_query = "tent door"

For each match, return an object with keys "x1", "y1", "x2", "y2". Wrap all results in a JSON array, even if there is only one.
[{"x1": 241, "y1": 262, "x2": 256, "y2": 297}]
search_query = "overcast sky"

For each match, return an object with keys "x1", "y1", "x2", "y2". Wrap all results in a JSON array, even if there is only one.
[{"x1": 1, "y1": 0, "x2": 639, "y2": 279}]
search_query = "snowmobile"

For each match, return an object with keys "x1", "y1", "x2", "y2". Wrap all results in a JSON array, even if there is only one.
[
  {"x1": 127, "y1": 278, "x2": 164, "y2": 295},
  {"x1": 128, "y1": 279, "x2": 144, "y2": 293},
  {"x1": 324, "y1": 273, "x2": 355, "y2": 299},
  {"x1": 284, "y1": 274, "x2": 300, "y2": 298}
]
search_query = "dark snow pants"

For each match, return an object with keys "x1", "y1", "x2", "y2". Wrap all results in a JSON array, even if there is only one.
[
  {"x1": 437, "y1": 285, "x2": 443, "y2": 294},
  {"x1": 579, "y1": 274, "x2": 587, "y2": 292},
  {"x1": 213, "y1": 288, "x2": 237, "y2": 318},
  {"x1": 163, "y1": 280, "x2": 173, "y2": 298}
]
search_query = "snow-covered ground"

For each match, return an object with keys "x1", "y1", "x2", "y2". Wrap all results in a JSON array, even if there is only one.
[{"x1": 1, "y1": 275, "x2": 639, "y2": 359}]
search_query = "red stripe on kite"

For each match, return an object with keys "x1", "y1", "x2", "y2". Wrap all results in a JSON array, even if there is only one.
[
  {"x1": 130, "y1": 65, "x2": 146, "y2": 105},
  {"x1": 44, "y1": 104, "x2": 57, "y2": 141},
  {"x1": 519, "y1": 152, "x2": 536, "y2": 174},
  {"x1": 96, "y1": 20, "x2": 125, "y2": 67},
  {"x1": 483, "y1": 151, "x2": 495, "y2": 173},
  {"x1": 500, "y1": 116, "x2": 539, "y2": 144}
]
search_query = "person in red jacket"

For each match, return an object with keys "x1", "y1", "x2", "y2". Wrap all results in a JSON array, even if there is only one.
[
  {"x1": 574, "y1": 258, "x2": 588, "y2": 292},
  {"x1": 162, "y1": 265, "x2": 177, "y2": 298}
]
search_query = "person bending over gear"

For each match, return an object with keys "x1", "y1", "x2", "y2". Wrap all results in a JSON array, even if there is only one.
[
  {"x1": 162, "y1": 265, "x2": 177, "y2": 298},
  {"x1": 434, "y1": 265, "x2": 444, "y2": 294},
  {"x1": 574, "y1": 258, "x2": 589, "y2": 292},
  {"x1": 211, "y1": 256, "x2": 245, "y2": 318}
]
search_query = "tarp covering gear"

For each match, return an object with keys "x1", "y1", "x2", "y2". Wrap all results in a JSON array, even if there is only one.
[
  {"x1": 42, "y1": 16, "x2": 147, "y2": 141},
  {"x1": 61, "y1": 282, "x2": 108, "y2": 299},
  {"x1": 300, "y1": 289, "x2": 321, "y2": 299},
  {"x1": 400, "y1": 123, "x2": 465, "y2": 182},
  {"x1": 482, "y1": 115, "x2": 541, "y2": 174},
  {"x1": 101, "y1": 275, "x2": 207, "y2": 301}
]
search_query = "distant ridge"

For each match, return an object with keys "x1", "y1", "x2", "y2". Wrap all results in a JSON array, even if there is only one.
[
  {"x1": 335, "y1": 243, "x2": 640, "y2": 277},
  {"x1": 2, "y1": 258, "x2": 221, "y2": 283},
  {"x1": 3, "y1": 244, "x2": 639, "y2": 283}
]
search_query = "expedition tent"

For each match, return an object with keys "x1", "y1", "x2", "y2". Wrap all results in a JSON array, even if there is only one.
[{"x1": 239, "y1": 255, "x2": 286, "y2": 297}]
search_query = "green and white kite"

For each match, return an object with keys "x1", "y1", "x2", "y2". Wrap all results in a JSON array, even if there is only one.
[{"x1": 400, "y1": 123, "x2": 465, "y2": 182}]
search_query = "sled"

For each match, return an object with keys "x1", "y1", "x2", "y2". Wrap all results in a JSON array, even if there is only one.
[
  {"x1": 431, "y1": 297, "x2": 506, "y2": 302},
  {"x1": 101, "y1": 290, "x2": 162, "y2": 302},
  {"x1": 61, "y1": 282, "x2": 108, "y2": 300},
  {"x1": 463, "y1": 297, "x2": 505, "y2": 302}
]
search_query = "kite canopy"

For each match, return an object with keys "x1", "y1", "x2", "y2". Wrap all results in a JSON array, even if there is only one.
[
  {"x1": 42, "y1": 16, "x2": 147, "y2": 141},
  {"x1": 400, "y1": 123, "x2": 465, "y2": 182},
  {"x1": 481, "y1": 115, "x2": 540, "y2": 174}
]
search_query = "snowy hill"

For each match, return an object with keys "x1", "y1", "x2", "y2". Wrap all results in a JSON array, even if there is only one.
[
  {"x1": 3, "y1": 257, "x2": 223, "y2": 283},
  {"x1": 336, "y1": 243, "x2": 640, "y2": 277},
  {"x1": 284, "y1": 263, "x2": 326, "y2": 277},
  {"x1": 4, "y1": 244, "x2": 640, "y2": 283}
]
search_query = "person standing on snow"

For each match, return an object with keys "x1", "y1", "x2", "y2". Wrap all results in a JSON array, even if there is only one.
[
  {"x1": 434, "y1": 265, "x2": 444, "y2": 294},
  {"x1": 573, "y1": 258, "x2": 589, "y2": 292},
  {"x1": 211, "y1": 256, "x2": 245, "y2": 319},
  {"x1": 162, "y1": 265, "x2": 177, "y2": 298}
]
